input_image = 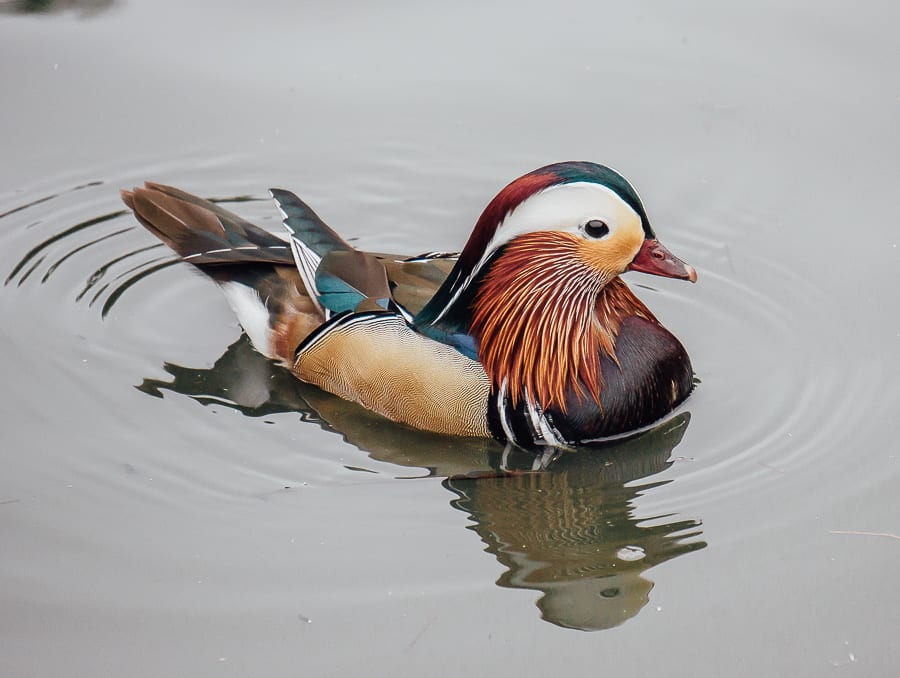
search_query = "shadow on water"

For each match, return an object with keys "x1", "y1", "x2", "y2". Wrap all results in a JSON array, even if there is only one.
[{"x1": 141, "y1": 334, "x2": 706, "y2": 631}]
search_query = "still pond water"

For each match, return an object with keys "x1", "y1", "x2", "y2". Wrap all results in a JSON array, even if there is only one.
[{"x1": 2, "y1": 1, "x2": 898, "y2": 676}]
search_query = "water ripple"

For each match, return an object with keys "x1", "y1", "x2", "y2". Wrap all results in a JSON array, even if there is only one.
[{"x1": 640, "y1": 226, "x2": 867, "y2": 514}]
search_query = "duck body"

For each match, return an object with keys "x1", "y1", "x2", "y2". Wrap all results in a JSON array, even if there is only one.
[{"x1": 122, "y1": 162, "x2": 696, "y2": 448}]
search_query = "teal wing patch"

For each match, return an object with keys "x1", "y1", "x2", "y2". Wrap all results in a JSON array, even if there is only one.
[{"x1": 315, "y1": 249, "x2": 391, "y2": 314}]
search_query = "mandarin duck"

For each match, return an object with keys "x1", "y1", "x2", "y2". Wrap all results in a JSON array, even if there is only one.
[{"x1": 121, "y1": 162, "x2": 696, "y2": 448}]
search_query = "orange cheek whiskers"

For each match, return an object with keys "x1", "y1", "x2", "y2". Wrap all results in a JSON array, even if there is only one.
[
  {"x1": 470, "y1": 233, "x2": 660, "y2": 414},
  {"x1": 470, "y1": 233, "x2": 605, "y2": 413}
]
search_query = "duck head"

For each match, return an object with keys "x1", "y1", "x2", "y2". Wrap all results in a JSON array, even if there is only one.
[{"x1": 416, "y1": 161, "x2": 696, "y2": 413}]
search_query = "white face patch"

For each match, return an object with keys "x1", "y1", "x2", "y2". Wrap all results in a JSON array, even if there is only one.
[{"x1": 433, "y1": 181, "x2": 643, "y2": 323}]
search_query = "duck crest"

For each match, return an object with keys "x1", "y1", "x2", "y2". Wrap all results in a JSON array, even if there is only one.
[
  {"x1": 470, "y1": 231, "x2": 656, "y2": 414},
  {"x1": 456, "y1": 169, "x2": 563, "y2": 274},
  {"x1": 416, "y1": 161, "x2": 656, "y2": 332}
]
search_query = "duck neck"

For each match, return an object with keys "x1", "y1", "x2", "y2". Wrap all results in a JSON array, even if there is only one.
[
  {"x1": 413, "y1": 248, "x2": 504, "y2": 358},
  {"x1": 468, "y1": 234, "x2": 656, "y2": 413}
]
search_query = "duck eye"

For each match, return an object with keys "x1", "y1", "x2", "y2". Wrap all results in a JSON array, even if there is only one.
[{"x1": 583, "y1": 220, "x2": 610, "y2": 239}]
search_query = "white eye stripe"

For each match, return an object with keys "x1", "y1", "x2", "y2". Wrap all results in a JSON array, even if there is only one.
[
  {"x1": 473, "y1": 182, "x2": 638, "y2": 274},
  {"x1": 430, "y1": 181, "x2": 641, "y2": 324}
]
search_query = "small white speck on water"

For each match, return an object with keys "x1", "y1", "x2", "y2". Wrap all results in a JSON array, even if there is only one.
[
  {"x1": 218, "y1": 657, "x2": 226, "y2": 662},
  {"x1": 827, "y1": 641, "x2": 858, "y2": 667},
  {"x1": 617, "y1": 545, "x2": 646, "y2": 561},
  {"x1": 656, "y1": 606, "x2": 662, "y2": 612},
  {"x1": 297, "y1": 614, "x2": 312, "y2": 623},
  {"x1": 53, "y1": 63, "x2": 59, "y2": 70}
]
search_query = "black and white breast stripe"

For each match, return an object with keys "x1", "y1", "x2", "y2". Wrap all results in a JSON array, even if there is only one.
[{"x1": 487, "y1": 379, "x2": 572, "y2": 450}]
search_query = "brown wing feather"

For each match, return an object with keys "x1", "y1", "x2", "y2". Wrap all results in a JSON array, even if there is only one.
[
  {"x1": 121, "y1": 183, "x2": 293, "y2": 266},
  {"x1": 318, "y1": 249, "x2": 392, "y2": 306},
  {"x1": 381, "y1": 256, "x2": 456, "y2": 316}
]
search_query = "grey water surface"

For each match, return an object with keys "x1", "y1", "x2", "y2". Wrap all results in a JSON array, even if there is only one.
[{"x1": 2, "y1": 1, "x2": 898, "y2": 676}]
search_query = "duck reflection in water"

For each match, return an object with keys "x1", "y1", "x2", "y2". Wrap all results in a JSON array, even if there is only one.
[
  {"x1": 446, "y1": 427, "x2": 704, "y2": 631},
  {"x1": 140, "y1": 335, "x2": 706, "y2": 631}
]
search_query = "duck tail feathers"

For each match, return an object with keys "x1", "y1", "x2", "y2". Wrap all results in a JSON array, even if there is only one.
[
  {"x1": 121, "y1": 183, "x2": 294, "y2": 267},
  {"x1": 121, "y1": 183, "x2": 322, "y2": 362}
]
